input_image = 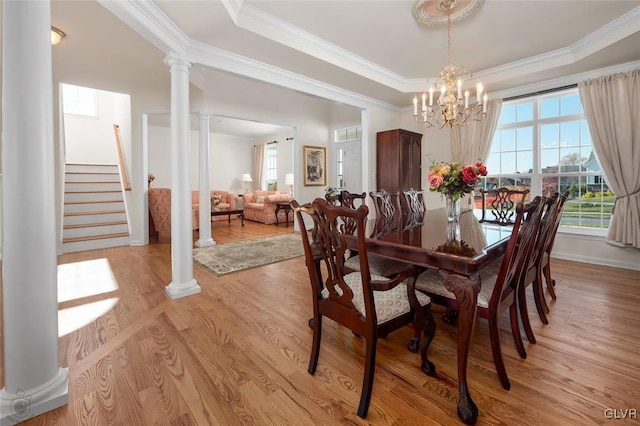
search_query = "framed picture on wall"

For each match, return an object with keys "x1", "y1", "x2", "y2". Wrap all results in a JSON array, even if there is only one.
[{"x1": 303, "y1": 145, "x2": 327, "y2": 186}]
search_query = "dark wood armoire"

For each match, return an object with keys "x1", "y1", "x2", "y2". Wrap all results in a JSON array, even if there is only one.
[{"x1": 376, "y1": 129, "x2": 422, "y2": 212}]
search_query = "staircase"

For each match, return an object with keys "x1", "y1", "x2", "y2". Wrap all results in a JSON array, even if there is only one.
[{"x1": 63, "y1": 163, "x2": 130, "y2": 253}]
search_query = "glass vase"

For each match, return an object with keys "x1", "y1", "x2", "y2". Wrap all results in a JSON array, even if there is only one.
[{"x1": 445, "y1": 194, "x2": 461, "y2": 222}]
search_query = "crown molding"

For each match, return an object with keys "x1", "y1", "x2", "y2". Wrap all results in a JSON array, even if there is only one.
[
  {"x1": 97, "y1": 0, "x2": 189, "y2": 55},
  {"x1": 407, "y1": 7, "x2": 640, "y2": 93},
  {"x1": 102, "y1": 1, "x2": 640, "y2": 108},
  {"x1": 224, "y1": 1, "x2": 640, "y2": 95},
  {"x1": 489, "y1": 59, "x2": 640, "y2": 100},
  {"x1": 185, "y1": 41, "x2": 399, "y2": 111}
]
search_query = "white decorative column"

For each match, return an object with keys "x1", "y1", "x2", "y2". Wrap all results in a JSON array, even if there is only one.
[
  {"x1": 1, "y1": 1, "x2": 69, "y2": 424},
  {"x1": 164, "y1": 56, "x2": 201, "y2": 299},
  {"x1": 196, "y1": 112, "x2": 215, "y2": 247}
]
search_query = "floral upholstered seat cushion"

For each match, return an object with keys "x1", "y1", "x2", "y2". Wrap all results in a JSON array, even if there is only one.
[
  {"x1": 321, "y1": 272, "x2": 431, "y2": 324},
  {"x1": 415, "y1": 269, "x2": 497, "y2": 308}
]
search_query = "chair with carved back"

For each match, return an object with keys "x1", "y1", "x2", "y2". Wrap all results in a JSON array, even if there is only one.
[
  {"x1": 479, "y1": 187, "x2": 530, "y2": 225},
  {"x1": 403, "y1": 188, "x2": 425, "y2": 229},
  {"x1": 340, "y1": 190, "x2": 416, "y2": 278},
  {"x1": 517, "y1": 193, "x2": 560, "y2": 337},
  {"x1": 415, "y1": 196, "x2": 545, "y2": 390},
  {"x1": 341, "y1": 190, "x2": 367, "y2": 208},
  {"x1": 337, "y1": 190, "x2": 367, "y2": 235},
  {"x1": 291, "y1": 198, "x2": 436, "y2": 418},
  {"x1": 540, "y1": 190, "x2": 569, "y2": 304}
]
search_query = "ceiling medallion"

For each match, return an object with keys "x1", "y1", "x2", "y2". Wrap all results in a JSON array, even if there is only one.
[{"x1": 413, "y1": 0, "x2": 482, "y2": 26}]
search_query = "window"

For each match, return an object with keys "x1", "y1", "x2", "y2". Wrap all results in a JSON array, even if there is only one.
[
  {"x1": 265, "y1": 143, "x2": 277, "y2": 190},
  {"x1": 335, "y1": 125, "x2": 361, "y2": 143},
  {"x1": 483, "y1": 88, "x2": 614, "y2": 231},
  {"x1": 62, "y1": 84, "x2": 98, "y2": 117}
]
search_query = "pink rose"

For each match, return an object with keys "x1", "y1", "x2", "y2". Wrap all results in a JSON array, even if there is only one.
[
  {"x1": 428, "y1": 173, "x2": 443, "y2": 189},
  {"x1": 461, "y1": 166, "x2": 478, "y2": 186},
  {"x1": 475, "y1": 162, "x2": 487, "y2": 176}
]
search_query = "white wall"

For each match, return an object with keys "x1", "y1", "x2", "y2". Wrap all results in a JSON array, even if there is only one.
[
  {"x1": 200, "y1": 70, "x2": 336, "y2": 207},
  {"x1": 148, "y1": 125, "x2": 253, "y2": 193},
  {"x1": 64, "y1": 88, "x2": 131, "y2": 165}
]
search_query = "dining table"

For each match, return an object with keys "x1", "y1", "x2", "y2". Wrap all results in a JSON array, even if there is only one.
[{"x1": 352, "y1": 208, "x2": 514, "y2": 424}]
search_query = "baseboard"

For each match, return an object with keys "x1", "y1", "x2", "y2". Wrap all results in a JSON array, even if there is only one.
[{"x1": 551, "y1": 252, "x2": 640, "y2": 271}]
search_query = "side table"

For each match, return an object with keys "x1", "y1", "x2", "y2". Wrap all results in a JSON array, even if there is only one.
[{"x1": 275, "y1": 203, "x2": 293, "y2": 227}]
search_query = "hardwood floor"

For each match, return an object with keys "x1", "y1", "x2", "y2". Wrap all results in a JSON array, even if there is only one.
[{"x1": 2, "y1": 220, "x2": 639, "y2": 425}]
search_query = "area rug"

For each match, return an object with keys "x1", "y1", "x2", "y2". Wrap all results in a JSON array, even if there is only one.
[{"x1": 193, "y1": 233, "x2": 304, "y2": 276}]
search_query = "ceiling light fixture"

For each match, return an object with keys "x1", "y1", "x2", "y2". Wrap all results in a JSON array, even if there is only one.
[
  {"x1": 51, "y1": 26, "x2": 66, "y2": 45},
  {"x1": 412, "y1": 0, "x2": 486, "y2": 128}
]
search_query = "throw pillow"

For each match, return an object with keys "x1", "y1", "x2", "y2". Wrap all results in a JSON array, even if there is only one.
[
  {"x1": 211, "y1": 195, "x2": 221, "y2": 212},
  {"x1": 256, "y1": 196, "x2": 266, "y2": 204}
]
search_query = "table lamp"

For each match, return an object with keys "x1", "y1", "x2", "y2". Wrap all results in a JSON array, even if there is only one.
[
  {"x1": 241, "y1": 173, "x2": 253, "y2": 193},
  {"x1": 285, "y1": 173, "x2": 294, "y2": 196}
]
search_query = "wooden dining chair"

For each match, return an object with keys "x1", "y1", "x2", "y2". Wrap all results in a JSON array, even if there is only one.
[
  {"x1": 540, "y1": 191, "x2": 570, "y2": 304},
  {"x1": 479, "y1": 187, "x2": 530, "y2": 225},
  {"x1": 518, "y1": 193, "x2": 560, "y2": 334},
  {"x1": 291, "y1": 198, "x2": 436, "y2": 418},
  {"x1": 415, "y1": 196, "x2": 545, "y2": 390},
  {"x1": 403, "y1": 188, "x2": 425, "y2": 215},
  {"x1": 341, "y1": 189, "x2": 417, "y2": 277},
  {"x1": 403, "y1": 188, "x2": 425, "y2": 229},
  {"x1": 341, "y1": 190, "x2": 367, "y2": 208},
  {"x1": 369, "y1": 189, "x2": 399, "y2": 217}
]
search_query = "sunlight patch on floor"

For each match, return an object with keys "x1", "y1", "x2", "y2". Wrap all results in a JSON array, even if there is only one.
[
  {"x1": 57, "y1": 258, "x2": 121, "y2": 337},
  {"x1": 57, "y1": 258, "x2": 119, "y2": 303},
  {"x1": 58, "y1": 297, "x2": 119, "y2": 337}
]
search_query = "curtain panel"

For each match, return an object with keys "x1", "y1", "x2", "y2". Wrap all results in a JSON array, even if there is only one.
[
  {"x1": 451, "y1": 98, "x2": 503, "y2": 210},
  {"x1": 253, "y1": 143, "x2": 266, "y2": 191},
  {"x1": 578, "y1": 69, "x2": 640, "y2": 248}
]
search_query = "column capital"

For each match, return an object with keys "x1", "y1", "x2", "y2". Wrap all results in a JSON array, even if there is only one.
[
  {"x1": 164, "y1": 54, "x2": 192, "y2": 70},
  {"x1": 196, "y1": 111, "x2": 211, "y2": 120}
]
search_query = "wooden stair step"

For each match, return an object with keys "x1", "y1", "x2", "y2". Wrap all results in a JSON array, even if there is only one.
[
  {"x1": 65, "y1": 190, "x2": 122, "y2": 194},
  {"x1": 66, "y1": 171, "x2": 119, "y2": 175},
  {"x1": 65, "y1": 199, "x2": 124, "y2": 205},
  {"x1": 65, "y1": 210, "x2": 125, "y2": 217},
  {"x1": 64, "y1": 221, "x2": 127, "y2": 230},
  {"x1": 63, "y1": 232, "x2": 129, "y2": 244}
]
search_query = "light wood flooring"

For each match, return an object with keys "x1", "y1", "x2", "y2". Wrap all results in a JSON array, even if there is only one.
[{"x1": 2, "y1": 219, "x2": 639, "y2": 425}]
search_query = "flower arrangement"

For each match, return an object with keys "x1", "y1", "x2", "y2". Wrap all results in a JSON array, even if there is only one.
[{"x1": 427, "y1": 161, "x2": 488, "y2": 201}]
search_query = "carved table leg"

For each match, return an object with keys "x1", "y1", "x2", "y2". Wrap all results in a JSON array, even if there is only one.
[{"x1": 440, "y1": 270, "x2": 480, "y2": 425}]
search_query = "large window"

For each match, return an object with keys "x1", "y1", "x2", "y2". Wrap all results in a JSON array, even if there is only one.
[
  {"x1": 483, "y1": 88, "x2": 614, "y2": 231},
  {"x1": 62, "y1": 84, "x2": 98, "y2": 117},
  {"x1": 265, "y1": 143, "x2": 277, "y2": 190}
]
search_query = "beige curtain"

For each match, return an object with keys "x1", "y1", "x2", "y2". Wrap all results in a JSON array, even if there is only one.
[
  {"x1": 578, "y1": 69, "x2": 640, "y2": 248},
  {"x1": 451, "y1": 98, "x2": 503, "y2": 210},
  {"x1": 253, "y1": 143, "x2": 266, "y2": 191}
]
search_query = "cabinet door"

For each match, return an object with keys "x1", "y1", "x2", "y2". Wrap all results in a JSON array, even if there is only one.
[{"x1": 400, "y1": 132, "x2": 422, "y2": 191}]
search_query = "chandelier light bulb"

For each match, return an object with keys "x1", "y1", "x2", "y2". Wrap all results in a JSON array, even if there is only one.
[{"x1": 412, "y1": 0, "x2": 487, "y2": 128}]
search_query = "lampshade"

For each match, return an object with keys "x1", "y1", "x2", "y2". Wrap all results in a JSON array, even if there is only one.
[
  {"x1": 285, "y1": 173, "x2": 294, "y2": 186},
  {"x1": 241, "y1": 173, "x2": 253, "y2": 182},
  {"x1": 51, "y1": 26, "x2": 66, "y2": 45}
]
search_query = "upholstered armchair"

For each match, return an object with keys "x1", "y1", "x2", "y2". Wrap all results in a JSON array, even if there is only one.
[
  {"x1": 148, "y1": 188, "x2": 199, "y2": 243},
  {"x1": 243, "y1": 190, "x2": 293, "y2": 224}
]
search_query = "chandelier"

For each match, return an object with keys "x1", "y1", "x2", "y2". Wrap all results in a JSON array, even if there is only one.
[{"x1": 413, "y1": 0, "x2": 486, "y2": 128}]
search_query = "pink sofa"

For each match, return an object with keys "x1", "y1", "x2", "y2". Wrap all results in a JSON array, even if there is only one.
[
  {"x1": 149, "y1": 189, "x2": 240, "y2": 242},
  {"x1": 191, "y1": 190, "x2": 239, "y2": 221},
  {"x1": 243, "y1": 190, "x2": 293, "y2": 224},
  {"x1": 148, "y1": 188, "x2": 199, "y2": 243}
]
